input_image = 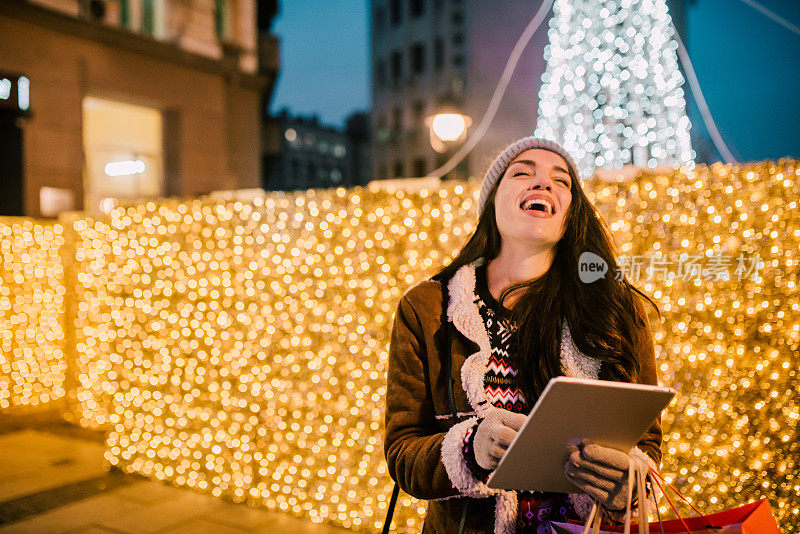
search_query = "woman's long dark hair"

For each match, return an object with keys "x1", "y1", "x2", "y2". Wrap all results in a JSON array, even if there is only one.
[{"x1": 432, "y1": 155, "x2": 661, "y2": 406}]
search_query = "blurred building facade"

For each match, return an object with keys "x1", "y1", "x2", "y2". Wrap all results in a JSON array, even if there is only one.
[
  {"x1": 0, "y1": 0, "x2": 278, "y2": 217},
  {"x1": 264, "y1": 109, "x2": 371, "y2": 191},
  {"x1": 369, "y1": 0, "x2": 553, "y2": 181}
]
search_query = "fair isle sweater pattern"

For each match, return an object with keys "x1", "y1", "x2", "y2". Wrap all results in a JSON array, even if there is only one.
[
  {"x1": 461, "y1": 262, "x2": 590, "y2": 532},
  {"x1": 474, "y1": 263, "x2": 526, "y2": 412}
]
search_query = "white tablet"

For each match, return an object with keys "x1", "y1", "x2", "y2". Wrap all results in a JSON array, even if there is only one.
[{"x1": 486, "y1": 376, "x2": 675, "y2": 493}]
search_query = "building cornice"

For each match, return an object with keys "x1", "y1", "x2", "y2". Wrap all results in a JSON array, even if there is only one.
[{"x1": 0, "y1": 0, "x2": 271, "y2": 91}]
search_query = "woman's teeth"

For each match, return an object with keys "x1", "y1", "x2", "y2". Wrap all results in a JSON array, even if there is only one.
[{"x1": 520, "y1": 199, "x2": 553, "y2": 214}]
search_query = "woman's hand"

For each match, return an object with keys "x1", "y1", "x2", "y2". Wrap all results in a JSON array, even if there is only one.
[
  {"x1": 473, "y1": 407, "x2": 527, "y2": 470},
  {"x1": 563, "y1": 439, "x2": 638, "y2": 511}
]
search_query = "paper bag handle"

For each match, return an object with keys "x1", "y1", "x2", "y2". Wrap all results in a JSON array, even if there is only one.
[{"x1": 580, "y1": 452, "x2": 653, "y2": 534}]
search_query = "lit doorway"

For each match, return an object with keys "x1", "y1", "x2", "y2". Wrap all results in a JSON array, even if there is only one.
[{"x1": 82, "y1": 96, "x2": 163, "y2": 214}]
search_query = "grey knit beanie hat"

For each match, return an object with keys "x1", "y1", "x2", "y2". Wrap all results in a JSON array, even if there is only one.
[{"x1": 476, "y1": 136, "x2": 581, "y2": 220}]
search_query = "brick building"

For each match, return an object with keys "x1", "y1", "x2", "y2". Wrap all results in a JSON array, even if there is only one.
[{"x1": 0, "y1": 0, "x2": 278, "y2": 216}]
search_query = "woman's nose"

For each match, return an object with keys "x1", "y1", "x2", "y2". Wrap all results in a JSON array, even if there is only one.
[{"x1": 527, "y1": 176, "x2": 553, "y2": 191}]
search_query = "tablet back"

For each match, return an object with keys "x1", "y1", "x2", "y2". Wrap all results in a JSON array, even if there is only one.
[{"x1": 486, "y1": 376, "x2": 675, "y2": 493}]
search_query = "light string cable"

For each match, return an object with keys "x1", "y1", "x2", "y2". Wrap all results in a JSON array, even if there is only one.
[
  {"x1": 426, "y1": 0, "x2": 555, "y2": 179},
  {"x1": 739, "y1": 0, "x2": 800, "y2": 36},
  {"x1": 669, "y1": 19, "x2": 737, "y2": 164}
]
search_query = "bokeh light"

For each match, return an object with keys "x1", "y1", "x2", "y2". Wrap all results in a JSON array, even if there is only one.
[
  {"x1": 1, "y1": 158, "x2": 798, "y2": 531},
  {"x1": 0, "y1": 218, "x2": 66, "y2": 410}
]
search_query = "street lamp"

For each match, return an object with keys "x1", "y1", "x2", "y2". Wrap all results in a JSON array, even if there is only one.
[{"x1": 425, "y1": 111, "x2": 472, "y2": 153}]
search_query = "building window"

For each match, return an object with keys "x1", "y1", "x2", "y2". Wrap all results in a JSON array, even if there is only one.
[
  {"x1": 82, "y1": 96, "x2": 164, "y2": 214},
  {"x1": 390, "y1": 0, "x2": 402, "y2": 26},
  {"x1": 452, "y1": 32, "x2": 464, "y2": 46},
  {"x1": 215, "y1": 0, "x2": 235, "y2": 41},
  {"x1": 375, "y1": 59, "x2": 387, "y2": 88},
  {"x1": 116, "y1": 0, "x2": 130, "y2": 27},
  {"x1": 413, "y1": 100, "x2": 425, "y2": 121},
  {"x1": 453, "y1": 54, "x2": 464, "y2": 68},
  {"x1": 142, "y1": 0, "x2": 155, "y2": 35},
  {"x1": 391, "y1": 107, "x2": 402, "y2": 137},
  {"x1": 390, "y1": 50, "x2": 402, "y2": 86},
  {"x1": 410, "y1": 43, "x2": 425, "y2": 75},
  {"x1": 114, "y1": 0, "x2": 161, "y2": 35},
  {"x1": 413, "y1": 158, "x2": 426, "y2": 177},
  {"x1": 376, "y1": 115, "x2": 389, "y2": 143},
  {"x1": 393, "y1": 160, "x2": 404, "y2": 178},
  {"x1": 434, "y1": 38, "x2": 444, "y2": 70},
  {"x1": 451, "y1": 10, "x2": 464, "y2": 26},
  {"x1": 410, "y1": 0, "x2": 424, "y2": 18},
  {"x1": 374, "y1": 5, "x2": 386, "y2": 33}
]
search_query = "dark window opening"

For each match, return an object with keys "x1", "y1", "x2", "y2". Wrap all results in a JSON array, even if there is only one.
[
  {"x1": 453, "y1": 54, "x2": 464, "y2": 67},
  {"x1": 393, "y1": 160, "x2": 404, "y2": 178},
  {"x1": 390, "y1": 0, "x2": 402, "y2": 25},
  {"x1": 390, "y1": 50, "x2": 402, "y2": 85},
  {"x1": 413, "y1": 158, "x2": 426, "y2": 177},
  {"x1": 374, "y1": 6, "x2": 386, "y2": 32},
  {"x1": 434, "y1": 38, "x2": 444, "y2": 70},
  {"x1": 410, "y1": 0, "x2": 424, "y2": 18},
  {"x1": 413, "y1": 100, "x2": 425, "y2": 121},
  {"x1": 375, "y1": 59, "x2": 387, "y2": 88},
  {"x1": 391, "y1": 106, "x2": 403, "y2": 136},
  {"x1": 410, "y1": 43, "x2": 425, "y2": 74}
]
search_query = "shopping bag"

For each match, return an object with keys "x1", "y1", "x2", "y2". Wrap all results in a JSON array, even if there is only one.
[
  {"x1": 601, "y1": 498, "x2": 782, "y2": 534},
  {"x1": 560, "y1": 454, "x2": 784, "y2": 534},
  {"x1": 550, "y1": 498, "x2": 782, "y2": 534}
]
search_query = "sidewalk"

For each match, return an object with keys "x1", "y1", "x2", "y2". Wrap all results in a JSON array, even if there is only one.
[{"x1": 0, "y1": 413, "x2": 354, "y2": 534}]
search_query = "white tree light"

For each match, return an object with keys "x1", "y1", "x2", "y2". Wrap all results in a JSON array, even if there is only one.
[{"x1": 535, "y1": 0, "x2": 695, "y2": 178}]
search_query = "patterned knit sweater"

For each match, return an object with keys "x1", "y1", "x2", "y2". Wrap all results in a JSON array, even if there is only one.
[{"x1": 462, "y1": 262, "x2": 625, "y2": 532}]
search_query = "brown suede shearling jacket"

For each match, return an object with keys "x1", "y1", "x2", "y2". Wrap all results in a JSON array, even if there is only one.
[{"x1": 384, "y1": 257, "x2": 663, "y2": 533}]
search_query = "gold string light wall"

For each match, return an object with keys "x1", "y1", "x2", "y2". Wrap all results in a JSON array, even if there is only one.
[
  {"x1": 0, "y1": 218, "x2": 65, "y2": 411},
  {"x1": 0, "y1": 159, "x2": 797, "y2": 531}
]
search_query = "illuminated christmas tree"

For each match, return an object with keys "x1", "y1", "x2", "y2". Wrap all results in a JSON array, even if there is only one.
[{"x1": 535, "y1": 0, "x2": 695, "y2": 178}]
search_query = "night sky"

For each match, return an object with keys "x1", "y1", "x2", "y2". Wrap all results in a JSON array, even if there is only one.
[
  {"x1": 269, "y1": 0, "x2": 800, "y2": 163},
  {"x1": 269, "y1": 1, "x2": 369, "y2": 127}
]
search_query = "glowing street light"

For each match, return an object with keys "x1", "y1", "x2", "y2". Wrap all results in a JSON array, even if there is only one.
[
  {"x1": 425, "y1": 112, "x2": 472, "y2": 153},
  {"x1": 431, "y1": 113, "x2": 468, "y2": 141}
]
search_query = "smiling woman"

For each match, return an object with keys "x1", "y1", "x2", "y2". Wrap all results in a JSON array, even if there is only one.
[
  {"x1": 487, "y1": 148, "x2": 575, "y2": 310},
  {"x1": 384, "y1": 136, "x2": 665, "y2": 533}
]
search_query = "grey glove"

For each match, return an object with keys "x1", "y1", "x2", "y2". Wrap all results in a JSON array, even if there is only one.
[
  {"x1": 564, "y1": 440, "x2": 638, "y2": 511},
  {"x1": 473, "y1": 407, "x2": 527, "y2": 470}
]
